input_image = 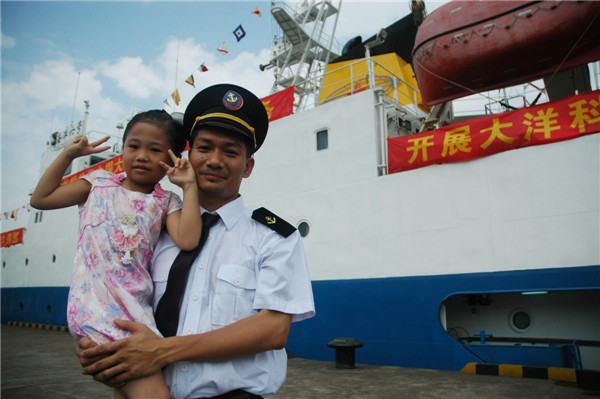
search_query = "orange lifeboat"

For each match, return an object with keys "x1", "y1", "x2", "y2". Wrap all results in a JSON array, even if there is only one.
[{"x1": 412, "y1": 0, "x2": 600, "y2": 105}]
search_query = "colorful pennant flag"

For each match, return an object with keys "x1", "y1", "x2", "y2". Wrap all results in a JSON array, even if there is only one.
[
  {"x1": 164, "y1": 98, "x2": 170, "y2": 107},
  {"x1": 260, "y1": 86, "x2": 295, "y2": 122},
  {"x1": 252, "y1": 7, "x2": 262, "y2": 17},
  {"x1": 233, "y1": 25, "x2": 246, "y2": 42},
  {"x1": 186, "y1": 75, "x2": 195, "y2": 87},
  {"x1": 198, "y1": 63, "x2": 208, "y2": 72},
  {"x1": 171, "y1": 89, "x2": 181, "y2": 106},
  {"x1": 217, "y1": 42, "x2": 228, "y2": 54}
]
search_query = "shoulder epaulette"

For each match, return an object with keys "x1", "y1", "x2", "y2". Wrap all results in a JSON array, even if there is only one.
[{"x1": 252, "y1": 207, "x2": 296, "y2": 238}]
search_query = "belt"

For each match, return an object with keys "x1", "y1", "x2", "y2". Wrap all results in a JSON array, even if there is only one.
[{"x1": 194, "y1": 389, "x2": 263, "y2": 399}]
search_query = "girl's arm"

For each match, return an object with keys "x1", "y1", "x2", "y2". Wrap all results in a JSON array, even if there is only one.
[
  {"x1": 30, "y1": 136, "x2": 111, "y2": 210},
  {"x1": 161, "y1": 150, "x2": 202, "y2": 251}
]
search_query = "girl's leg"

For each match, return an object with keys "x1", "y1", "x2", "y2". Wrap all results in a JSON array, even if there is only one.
[{"x1": 116, "y1": 371, "x2": 170, "y2": 399}]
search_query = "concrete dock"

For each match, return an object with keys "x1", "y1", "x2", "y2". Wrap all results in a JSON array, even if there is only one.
[{"x1": 1, "y1": 325, "x2": 593, "y2": 398}]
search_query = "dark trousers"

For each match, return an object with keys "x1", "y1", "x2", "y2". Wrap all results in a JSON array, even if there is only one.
[{"x1": 195, "y1": 389, "x2": 263, "y2": 399}]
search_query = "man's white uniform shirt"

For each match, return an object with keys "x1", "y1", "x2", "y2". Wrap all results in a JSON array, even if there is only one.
[{"x1": 151, "y1": 196, "x2": 315, "y2": 398}]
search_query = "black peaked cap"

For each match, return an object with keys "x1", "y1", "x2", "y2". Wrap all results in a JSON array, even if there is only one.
[{"x1": 184, "y1": 84, "x2": 269, "y2": 153}]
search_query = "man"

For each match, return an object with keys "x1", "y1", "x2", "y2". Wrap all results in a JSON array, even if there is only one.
[{"x1": 78, "y1": 84, "x2": 315, "y2": 399}]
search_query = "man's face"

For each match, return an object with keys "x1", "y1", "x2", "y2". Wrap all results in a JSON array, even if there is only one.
[{"x1": 188, "y1": 128, "x2": 254, "y2": 209}]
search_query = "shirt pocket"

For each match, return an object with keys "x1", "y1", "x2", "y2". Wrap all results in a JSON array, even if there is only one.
[{"x1": 211, "y1": 263, "x2": 257, "y2": 327}]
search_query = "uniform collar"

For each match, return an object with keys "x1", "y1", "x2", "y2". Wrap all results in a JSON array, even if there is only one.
[{"x1": 200, "y1": 196, "x2": 244, "y2": 231}]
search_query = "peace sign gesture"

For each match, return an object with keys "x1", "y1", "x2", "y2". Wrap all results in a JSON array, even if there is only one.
[
  {"x1": 64, "y1": 135, "x2": 112, "y2": 160},
  {"x1": 160, "y1": 150, "x2": 197, "y2": 190}
]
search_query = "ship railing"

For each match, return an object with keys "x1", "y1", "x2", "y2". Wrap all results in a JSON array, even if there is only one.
[
  {"x1": 294, "y1": 57, "x2": 427, "y2": 120},
  {"x1": 271, "y1": 0, "x2": 342, "y2": 52},
  {"x1": 461, "y1": 336, "x2": 600, "y2": 370}
]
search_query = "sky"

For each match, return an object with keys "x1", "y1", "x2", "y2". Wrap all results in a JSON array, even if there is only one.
[{"x1": 0, "y1": 0, "x2": 452, "y2": 214}]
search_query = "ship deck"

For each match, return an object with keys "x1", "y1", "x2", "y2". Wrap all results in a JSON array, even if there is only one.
[{"x1": 1, "y1": 325, "x2": 593, "y2": 398}]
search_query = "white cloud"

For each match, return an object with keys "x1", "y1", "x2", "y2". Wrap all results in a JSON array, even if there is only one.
[
  {"x1": 2, "y1": 32, "x2": 16, "y2": 49},
  {"x1": 2, "y1": 1, "x2": 450, "y2": 212},
  {"x1": 1, "y1": 56, "x2": 109, "y2": 211},
  {"x1": 0, "y1": 34, "x2": 275, "y2": 212}
]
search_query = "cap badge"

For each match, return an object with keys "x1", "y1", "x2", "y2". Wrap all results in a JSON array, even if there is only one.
[{"x1": 223, "y1": 90, "x2": 243, "y2": 110}]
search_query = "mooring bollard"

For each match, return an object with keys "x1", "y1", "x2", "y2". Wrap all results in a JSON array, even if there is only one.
[{"x1": 327, "y1": 337, "x2": 363, "y2": 369}]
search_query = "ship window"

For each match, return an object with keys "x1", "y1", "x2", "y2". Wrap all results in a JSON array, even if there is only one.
[
  {"x1": 298, "y1": 221, "x2": 310, "y2": 237},
  {"x1": 89, "y1": 155, "x2": 105, "y2": 167},
  {"x1": 509, "y1": 308, "x2": 532, "y2": 332},
  {"x1": 35, "y1": 211, "x2": 43, "y2": 223},
  {"x1": 2, "y1": 261, "x2": 5, "y2": 268},
  {"x1": 52, "y1": 254, "x2": 56, "y2": 263},
  {"x1": 25, "y1": 258, "x2": 29, "y2": 266},
  {"x1": 316, "y1": 129, "x2": 328, "y2": 150}
]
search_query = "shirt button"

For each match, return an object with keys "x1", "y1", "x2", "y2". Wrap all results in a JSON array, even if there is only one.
[
  {"x1": 181, "y1": 365, "x2": 188, "y2": 372},
  {"x1": 186, "y1": 329, "x2": 193, "y2": 335},
  {"x1": 192, "y1": 294, "x2": 199, "y2": 301},
  {"x1": 198, "y1": 263, "x2": 205, "y2": 269},
  {"x1": 234, "y1": 279, "x2": 242, "y2": 286},
  {"x1": 161, "y1": 274, "x2": 167, "y2": 280}
]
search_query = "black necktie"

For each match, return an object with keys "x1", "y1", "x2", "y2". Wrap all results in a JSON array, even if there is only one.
[{"x1": 155, "y1": 212, "x2": 220, "y2": 337}]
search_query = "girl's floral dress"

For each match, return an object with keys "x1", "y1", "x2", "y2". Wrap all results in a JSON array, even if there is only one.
[{"x1": 67, "y1": 170, "x2": 182, "y2": 344}]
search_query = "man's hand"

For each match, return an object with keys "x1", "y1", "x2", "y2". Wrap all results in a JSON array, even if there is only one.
[
  {"x1": 80, "y1": 320, "x2": 166, "y2": 386},
  {"x1": 77, "y1": 336, "x2": 101, "y2": 367}
]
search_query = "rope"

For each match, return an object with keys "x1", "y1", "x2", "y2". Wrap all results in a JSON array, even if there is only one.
[
  {"x1": 413, "y1": 1, "x2": 599, "y2": 107},
  {"x1": 531, "y1": 10, "x2": 600, "y2": 105}
]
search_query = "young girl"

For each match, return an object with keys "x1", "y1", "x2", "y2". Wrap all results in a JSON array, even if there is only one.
[{"x1": 30, "y1": 110, "x2": 202, "y2": 399}]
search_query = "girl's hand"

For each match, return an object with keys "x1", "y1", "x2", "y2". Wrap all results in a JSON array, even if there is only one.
[
  {"x1": 161, "y1": 150, "x2": 197, "y2": 189},
  {"x1": 64, "y1": 135, "x2": 111, "y2": 160}
]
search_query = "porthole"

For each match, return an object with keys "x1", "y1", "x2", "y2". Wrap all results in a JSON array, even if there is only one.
[
  {"x1": 25, "y1": 258, "x2": 29, "y2": 266},
  {"x1": 52, "y1": 254, "x2": 56, "y2": 263},
  {"x1": 47, "y1": 304, "x2": 52, "y2": 313},
  {"x1": 2, "y1": 261, "x2": 5, "y2": 268},
  {"x1": 508, "y1": 308, "x2": 532, "y2": 332},
  {"x1": 298, "y1": 221, "x2": 310, "y2": 237}
]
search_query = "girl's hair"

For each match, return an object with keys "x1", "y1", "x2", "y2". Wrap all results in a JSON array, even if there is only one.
[{"x1": 122, "y1": 110, "x2": 187, "y2": 158}]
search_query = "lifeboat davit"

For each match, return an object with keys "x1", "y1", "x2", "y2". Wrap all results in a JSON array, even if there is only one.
[{"x1": 412, "y1": 1, "x2": 600, "y2": 105}]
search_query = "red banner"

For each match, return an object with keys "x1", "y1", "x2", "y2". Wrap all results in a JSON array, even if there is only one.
[
  {"x1": 261, "y1": 86, "x2": 294, "y2": 122},
  {"x1": 388, "y1": 90, "x2": 600, "y2": 173},
  {"x1": 1, "y1": 228, "x2": 25, "y2": 247},
  {"x1": 61, "y1": 155, "x2": 124, "y2": 185}
]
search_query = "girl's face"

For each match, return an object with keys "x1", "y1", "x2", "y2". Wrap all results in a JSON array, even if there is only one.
[{"x1": 121, "y1": 121, "x2": 172, "y2": 194}]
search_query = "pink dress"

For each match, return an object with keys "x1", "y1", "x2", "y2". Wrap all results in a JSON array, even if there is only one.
[{"x1": 67, "y1": 170, "x2": 182, "y2": 344}]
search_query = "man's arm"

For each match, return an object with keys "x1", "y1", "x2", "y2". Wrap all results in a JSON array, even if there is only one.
[{"x1": 80, "y1": 309, "x2": 292, "y2": 385}]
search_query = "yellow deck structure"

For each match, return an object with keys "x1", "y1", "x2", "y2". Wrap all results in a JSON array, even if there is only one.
[{"x1": 318, "y1": 53, "x2": 430, "y2": 114}]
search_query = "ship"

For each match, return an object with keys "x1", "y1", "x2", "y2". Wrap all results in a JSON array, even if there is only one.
[{"x1": 2, "y1": 0, "x2": 599, "y2": 373}]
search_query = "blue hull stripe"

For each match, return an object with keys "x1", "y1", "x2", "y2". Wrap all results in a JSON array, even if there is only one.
[
  {"x1": 3, "y1": 265, "x2": 598, "y2": 370},
  {"x1": 288, "y1": 265, "x2": 600, "y2": 370},
  {"x1": 2, "y1": 286, "x2": 70, "y2": 327}
]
